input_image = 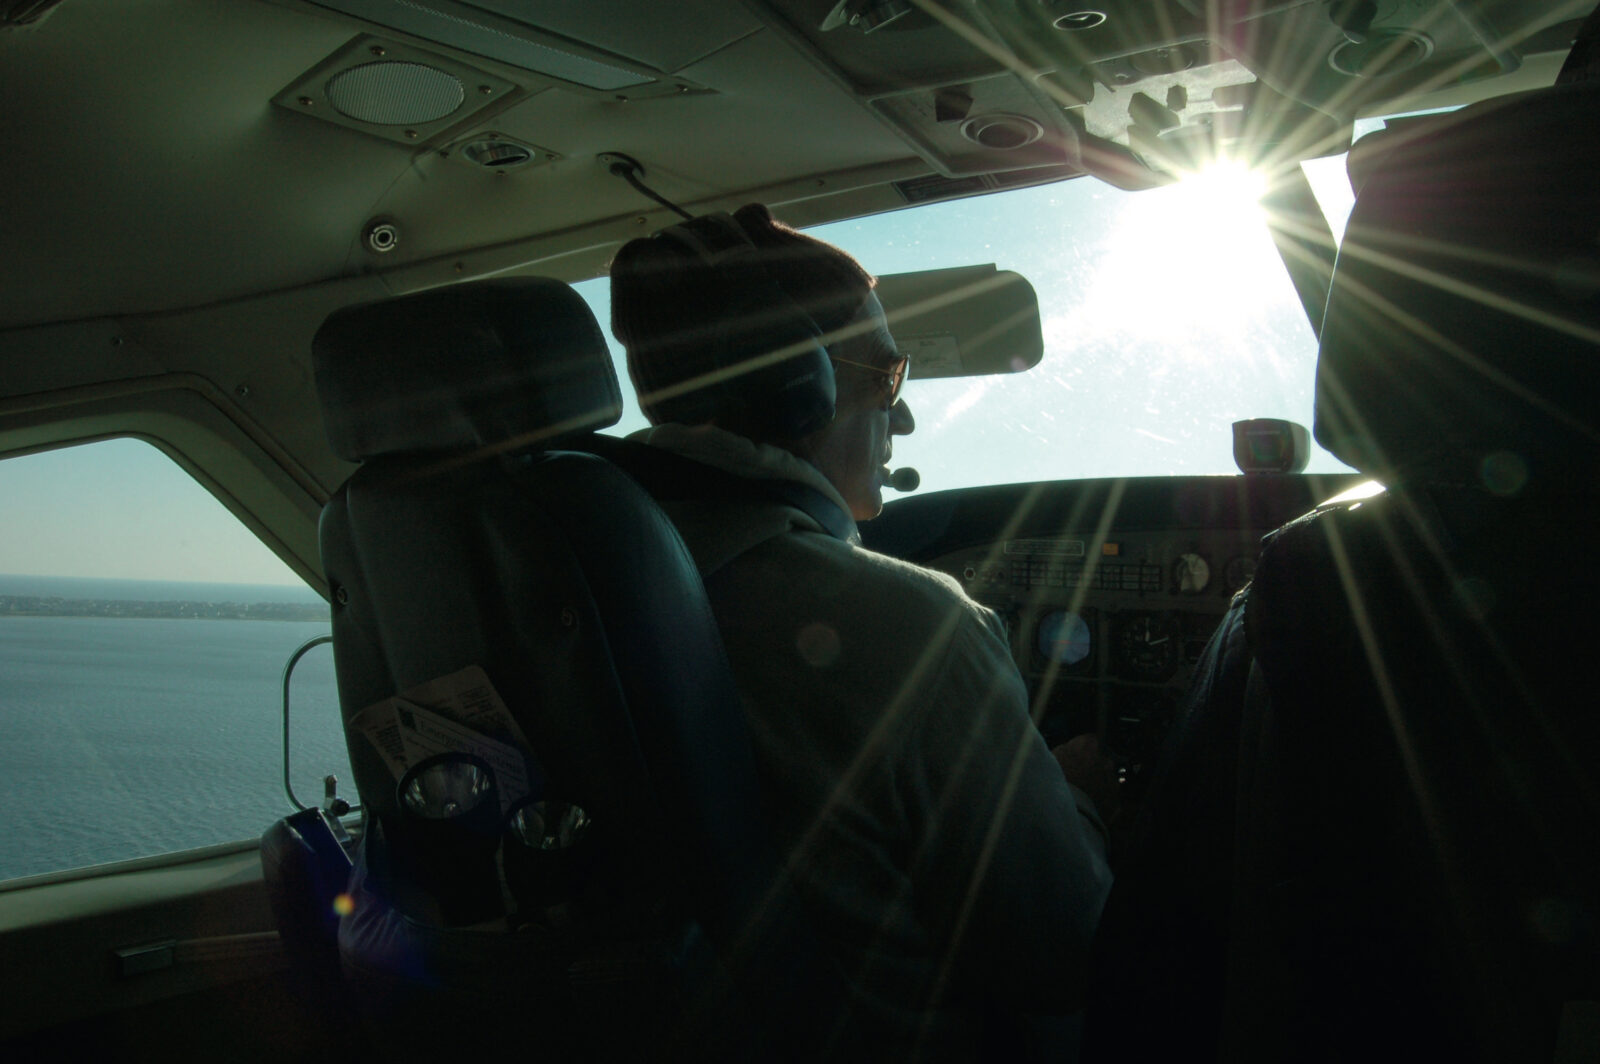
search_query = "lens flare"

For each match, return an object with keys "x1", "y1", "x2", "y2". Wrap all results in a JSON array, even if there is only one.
[{"x1": 1081, "y1": 157, "x2": 1282, "y2": 350}]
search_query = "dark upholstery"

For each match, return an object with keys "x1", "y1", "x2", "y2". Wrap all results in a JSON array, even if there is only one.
[
  {"x1": 259, "y1": 807, "x2": 354, "y2": 987},
  {"x1": 1086, "y1": 85, "x2": 1600, "y2": 1063},
  {"x1": 307, "y1": 277, "x2": 818, "y2": 1055},
  {"x1": 314, "y1": 278, "x2": 621, "y2": 461},
  {"x1": 1314, "y1": 84, "x2": 1600, "y2": 489},
  {"x1": 1227, "y1": 490, "x2": 1600, "y2": 1061}
]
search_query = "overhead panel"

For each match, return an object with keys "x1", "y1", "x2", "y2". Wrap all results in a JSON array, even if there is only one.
[
  {"x1": 458, "y1": 0, "x2": 765, "y2": 72},
  {"x1": 751, "y1": 0, "x2": 1085, "y2": 177},
  {"x1": 1206, "y1": 0, "x2": 1593, "y2": 117},
  {"x1": 747, "y1": 0, "x2": 1590, "y2": 184},
  {"x1": 306, "y1": 0, "x2": 715, "y2": 97},
  {"x1": 872, "y1": 73, "x2": 1083, "y2": 174}
]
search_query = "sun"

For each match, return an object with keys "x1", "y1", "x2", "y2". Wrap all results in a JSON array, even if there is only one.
[
  {"x1": 1156, "y1": 159, "x2": 1272, "y2": 255},
  {"x1": 1179, "y1": 159, "x2": 1269, "y2": 211},
  {"x1": 1081, "y1": 158, "x2": 1285, "y2": 346}
]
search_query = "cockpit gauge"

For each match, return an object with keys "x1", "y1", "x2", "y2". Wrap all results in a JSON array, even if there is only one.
[
  {"x1": 1173, "y1": 552, "x2": 1210, "y2": 593},
  {"x1": 1113, "y1": 611, "x2": 1180, "y2": 681},
  {"x1": 1035, "y1": 610, "x2": 1093, "y2": 669}
]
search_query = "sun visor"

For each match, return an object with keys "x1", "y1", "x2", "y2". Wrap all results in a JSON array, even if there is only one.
[{"x1": 876, "y1": 265, "x2": 1043, "y2": 379}]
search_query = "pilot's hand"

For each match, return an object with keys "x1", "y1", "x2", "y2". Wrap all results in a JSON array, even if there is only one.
[{"x1": 1052, "y1": 733, "x2": 1121, "y2": 825}]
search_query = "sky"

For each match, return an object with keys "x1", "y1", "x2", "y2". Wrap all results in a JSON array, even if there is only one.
[
  {"x1": 0, "y1": 437, "x2": 304, "y2": 586},
  {"x1": 0, "y1": 149, "x2": 1362, "y2": 587}
]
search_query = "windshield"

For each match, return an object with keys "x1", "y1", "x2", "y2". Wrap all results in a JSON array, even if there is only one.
[{"x1": 581, "y1": 150, "x2": 1365, "y2": 490}]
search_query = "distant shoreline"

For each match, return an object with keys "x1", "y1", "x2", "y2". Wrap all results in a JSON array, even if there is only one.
[{"x1": 0, "y1": 595, "x2": 327, "y2": 622}]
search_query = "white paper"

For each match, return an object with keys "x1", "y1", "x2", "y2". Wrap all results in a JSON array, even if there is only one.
[{"x1": 349, "y1": 665, "x2": 538, "y2": 812}]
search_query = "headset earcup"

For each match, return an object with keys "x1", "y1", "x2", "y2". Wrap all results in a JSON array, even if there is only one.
[
  {"x1": 773, "y1": 342, "x2": 836, "y2": 439},
  {"x1": 715, "y1": 286, "x2": 835, "y2": 438}
]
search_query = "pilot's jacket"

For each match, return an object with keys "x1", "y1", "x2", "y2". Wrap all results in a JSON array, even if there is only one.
[{"x1": 633, "y1": 423, "x2": 1113, "y2": 1060}]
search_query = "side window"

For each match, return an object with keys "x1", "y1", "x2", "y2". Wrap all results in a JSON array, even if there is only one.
[{"x1": 0, "y1": 438, "x2": 350, "y2": 882}]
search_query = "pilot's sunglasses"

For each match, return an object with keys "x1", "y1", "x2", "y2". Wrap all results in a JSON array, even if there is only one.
[{"x1": 831, "y1": 354, "x2": 909, "y2": 408}]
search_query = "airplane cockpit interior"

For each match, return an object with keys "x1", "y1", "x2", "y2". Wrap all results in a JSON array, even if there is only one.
[{"x1": 2, "y1": 0, "x2": 1597, "y2": 1060}]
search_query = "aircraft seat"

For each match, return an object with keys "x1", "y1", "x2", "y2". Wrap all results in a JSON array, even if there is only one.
[
  {"x1": 267, "y1": 277, "x2": 817, "y2": 1057},
  {"x1": 1086, "y1": 82, "x2": 1600, "y2": 1063}
]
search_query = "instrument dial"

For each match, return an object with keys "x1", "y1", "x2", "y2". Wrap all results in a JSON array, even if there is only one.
[
  {"x1": 1113, "y1": 611, "x2": 1179, "y2": 681},
  {"x1": 1173, "y1": 552, "x2": 1210, "y2": 593},
  {"x1": 1036, "y1": 610, "x2": 1093, "y2": 668}
]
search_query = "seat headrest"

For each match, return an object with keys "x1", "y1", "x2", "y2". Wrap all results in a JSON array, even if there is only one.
[
  {"x1": 313, "y1": 278, "x2": 622, "y2": 462},
  {"x1": 1314, "y1": 84, "x2": 1600, "y2": 492}
]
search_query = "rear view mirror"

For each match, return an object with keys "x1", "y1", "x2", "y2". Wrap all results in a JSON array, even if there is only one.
[{"x1": 875, "y1": 264, "x2": 1043, "y2": 379}]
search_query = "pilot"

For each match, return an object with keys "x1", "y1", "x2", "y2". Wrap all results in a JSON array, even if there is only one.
[{"x1": 609, "y1": 203, "x2": 1115, "y2": 1059}]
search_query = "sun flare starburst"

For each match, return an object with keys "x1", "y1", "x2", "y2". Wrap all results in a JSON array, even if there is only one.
[{"x1": 1081, "y1": 159, "x2": 1285, "y2": 347}]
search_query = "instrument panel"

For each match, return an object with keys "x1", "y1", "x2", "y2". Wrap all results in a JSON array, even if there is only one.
[
  {"x1": 929, "y1": 527, "x2": 1262, "y2": 772},
  {"x1": 863, "y1": 475, "x2": 1360, "y2": 787}
]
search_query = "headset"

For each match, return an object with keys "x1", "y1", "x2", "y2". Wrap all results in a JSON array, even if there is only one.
[{"x1": 648, "y1": 212, "x2": 837, "y2": 440}]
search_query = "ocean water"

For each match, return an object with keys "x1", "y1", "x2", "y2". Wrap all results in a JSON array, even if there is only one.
[{"x1": 0, "y1": 578, "x2": 351, "y2": 882}]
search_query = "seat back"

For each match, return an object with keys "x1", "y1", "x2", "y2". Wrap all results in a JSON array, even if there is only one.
[
  {"x1": 1313, "y1": 83, "x2": 1600, "y2": 492},
  {"x1": 1238, "y1": 84, "x2": 1600, "y2": 1060},
  {"x1": 1233, "y1": 488, "x2": 1600, "y2": 1061},
  {"x1": 306, "y1": 278, "x2": 809, "y2": 1055},
  {"x1": 1085, "y1": 83, "x2": 1600, "y2": 1063}
]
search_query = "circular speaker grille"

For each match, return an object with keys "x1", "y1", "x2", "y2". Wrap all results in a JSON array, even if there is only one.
[
  {"x1": 1328, "y1": 31, "x2": 1433, "y2": 77},
  {"x1": 1053, "y1": 11, "x2": 1107, "y2": 31},
  {"x1": 326, "y1": 62, "x2": 465, "y2": 125},
  {"x1": 960, "y1": 114, "x2": 1045, "y2": 151}
]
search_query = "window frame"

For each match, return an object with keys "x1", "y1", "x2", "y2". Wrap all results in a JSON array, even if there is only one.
[{"x1": 0, "y1": 380, "x2": 342, "y2": 884}]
